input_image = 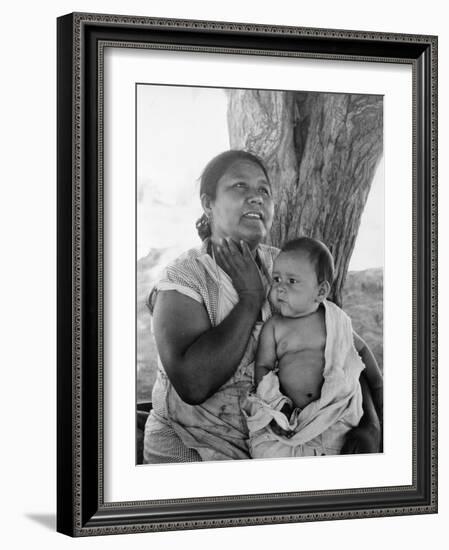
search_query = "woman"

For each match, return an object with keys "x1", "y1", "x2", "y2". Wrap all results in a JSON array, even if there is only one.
[{"x1": 143, "y1": 150, "x2": 380, "y2": 463}]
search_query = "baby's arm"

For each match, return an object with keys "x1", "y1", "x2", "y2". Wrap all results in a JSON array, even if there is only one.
[
  {"x1": 353, "y1": 332, "x2": 383, "y2": 427},
  {"x1": 256, "y1": 316, "x2": 293, "y2": 429},
  {"x1": 255, "y1": 317, "x2": 278, "y2": 386}
]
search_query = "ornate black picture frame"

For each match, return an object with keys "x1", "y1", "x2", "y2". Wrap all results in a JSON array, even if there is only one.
[{"x1": 57, "y1": 12, "x2": 437, "y2": 536}]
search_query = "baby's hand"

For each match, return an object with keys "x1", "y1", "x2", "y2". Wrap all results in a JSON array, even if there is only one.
[
  {"x1": 280, "y1": 402, "x2": 293, "y2": 420},
  {"x1": 269, "y1": 419, "x2": 294, "y2": 439}
]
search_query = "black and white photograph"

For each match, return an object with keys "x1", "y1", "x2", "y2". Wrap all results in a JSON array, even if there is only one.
[
  {"x1": 1, "y1": 0, "x2": 443, "y2": 545},
  {"x1": 53, "y1": 9, "x2": 437, "y2": 538},
  {"x1": 136, "y1": 84, "x2": 384, "y2": 465}
]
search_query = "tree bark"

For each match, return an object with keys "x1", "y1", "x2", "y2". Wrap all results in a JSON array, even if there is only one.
[{"x1": 227, "y1": 90, "x2": 383, "y2": 306}]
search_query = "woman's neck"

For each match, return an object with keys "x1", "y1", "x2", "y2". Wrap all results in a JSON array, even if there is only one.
[{"x1": 209, "y1": 236, "x2": 259, "y2": 257}]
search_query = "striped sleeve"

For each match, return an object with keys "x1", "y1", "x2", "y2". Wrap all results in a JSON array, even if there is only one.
[{"x1": 148, "y1": 257, "x2": 204, "y2": 314}]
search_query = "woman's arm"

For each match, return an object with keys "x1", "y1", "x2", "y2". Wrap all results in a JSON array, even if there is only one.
[
  {"x1": 153, "y1": 240, "x2": 266, "y2": 405},
  {"x1": 353, "y1": 332, "x2": 383, "y2": 426},
  {"x1": 341, "y1": 372, "x2": 382, "y2": 454},
  {"x1": 341, "y1": 332, "x2": 383, "y2": 454}
]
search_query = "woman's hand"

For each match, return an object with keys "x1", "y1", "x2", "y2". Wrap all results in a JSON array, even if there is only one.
[
  {"x1": 214, "y1": 238, "x2": 265, "y2": 305},
  {"x1": 340, "y1": 371, "x2": 382, "y2": 454},
  {"x1": 340, "y1": 422, "x2": 381, "y2": 454}
]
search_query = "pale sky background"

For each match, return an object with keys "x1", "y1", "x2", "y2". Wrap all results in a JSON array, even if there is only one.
[{"x1": 137, "y1": 85, "x2": 384, "y2": 271}]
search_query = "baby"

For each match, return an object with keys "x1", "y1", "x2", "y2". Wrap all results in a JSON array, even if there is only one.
[{"x1": 245, "y1": 237, "x2": 383, "y2": 457}]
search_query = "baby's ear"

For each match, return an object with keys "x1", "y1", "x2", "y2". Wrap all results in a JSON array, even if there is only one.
[{"x1": 316, "y1": 281, "x2": 331, "y2": 302}]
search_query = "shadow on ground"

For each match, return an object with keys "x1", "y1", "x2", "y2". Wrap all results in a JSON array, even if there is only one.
[{"x1": 25, "y1": 513, "x2": 56, "y2": 531}]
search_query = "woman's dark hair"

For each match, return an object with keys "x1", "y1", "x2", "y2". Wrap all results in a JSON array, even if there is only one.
[
  {"x1": 195, "y1": 150, "x2": 269, "y2": 240},
  {"x1": 281, "y1": 237, "x2": 335, "y2": 284}
]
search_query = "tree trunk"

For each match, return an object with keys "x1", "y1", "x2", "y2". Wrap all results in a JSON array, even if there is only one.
[{"x1": 227, "y1": 90, "x2": 383, "y2": 306}]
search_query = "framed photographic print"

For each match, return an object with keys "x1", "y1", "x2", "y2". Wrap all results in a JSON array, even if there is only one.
[{"x1": 57, "y1": 12, "x2": 437, "y2": 536}]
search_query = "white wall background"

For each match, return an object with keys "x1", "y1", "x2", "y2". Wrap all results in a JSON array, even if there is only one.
[{"x1": 0, "y1": 1, "x2": 445, "y2": 548}]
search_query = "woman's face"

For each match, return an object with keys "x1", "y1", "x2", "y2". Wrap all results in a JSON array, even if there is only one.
[{"x1": 204, "y1": 159, "x2": 274, "y2": 249}]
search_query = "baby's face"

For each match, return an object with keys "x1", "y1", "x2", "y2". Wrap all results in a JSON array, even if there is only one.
[{"x1": 270, "y1": 251, "x2": 321, "y2": 318}]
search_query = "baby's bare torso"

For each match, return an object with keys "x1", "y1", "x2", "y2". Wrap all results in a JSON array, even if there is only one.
[{"x1": 274, "y1": 308, "x2": 326, "y2": 409}]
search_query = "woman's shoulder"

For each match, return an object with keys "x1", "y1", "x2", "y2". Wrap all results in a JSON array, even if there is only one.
[
  {"x1": 258, "y1": 243, "x2": 280, "y2": 272},
  {"x1": 164, "y1": 243, "x2": 207, "y2": 272},
  {"x1": 148, "y1": 244, "x2": 209, "y2": 313},
  {"x1": 258, "y1": 243, "x2": 280, "y2": 258},
  {"x1": 259, "y1": 243, "x2": 280, "y2": 253},
  {"x1": 159, "y1": 242, "x2": 215, "y2": 294}
]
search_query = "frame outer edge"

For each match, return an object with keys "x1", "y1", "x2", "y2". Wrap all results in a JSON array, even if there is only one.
[
  {"x1": 414, "y1": 38, "x2": 437, "y2": 513},
  {"x1": 73, "y1": 12, "x2": 84, "y2": 537},
  {"x1": 430, "y1": 35, "x2": 438, "y2": 512},
  {"x1": 57, "y1": 13, "x2": 77, "y2": 537},
  {"x1": 69, "y1": 11, "x2": 436, "y2": 44},
  {"x1": 57, "y1": 12, "x2": 438, "y2": 536}
]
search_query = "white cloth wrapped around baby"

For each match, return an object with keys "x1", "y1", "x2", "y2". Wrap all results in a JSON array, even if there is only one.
[{"x1": 243, "y1": 300, "x2": 365, "y2": 458}]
